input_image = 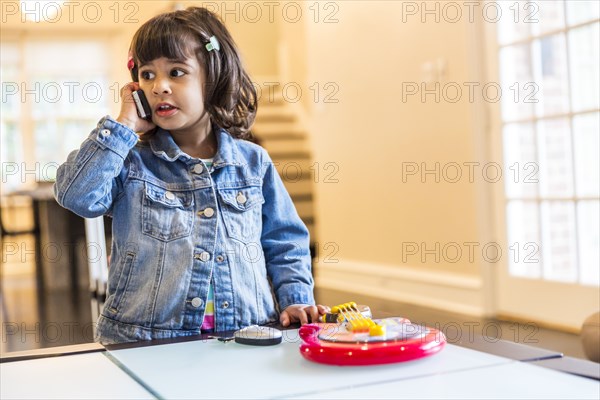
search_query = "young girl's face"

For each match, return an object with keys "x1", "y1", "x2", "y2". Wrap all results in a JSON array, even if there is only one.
[{"x1": 138, "y1": 54, "x2": 209, "y2": 136}]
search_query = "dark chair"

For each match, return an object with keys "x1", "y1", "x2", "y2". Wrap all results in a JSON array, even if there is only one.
[
  {"x1": 0, "y1": 196, "x2": 39, "y2": 236},
  {"x1": 0, "y1": 195, "x2": 41, "y2": 320}
]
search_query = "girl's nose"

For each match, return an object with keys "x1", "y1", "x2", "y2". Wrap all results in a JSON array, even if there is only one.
[{"x1": 152, "y1": 77, "x2": 172, "y2": 95}]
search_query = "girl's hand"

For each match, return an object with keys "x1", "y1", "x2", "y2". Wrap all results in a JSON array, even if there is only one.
[
  {"x1": 115, "y1": 82, "x2": 156, "y2": 133},
  {"x1": 280, "y1": 304, "x2": 330, "y2": 326}
]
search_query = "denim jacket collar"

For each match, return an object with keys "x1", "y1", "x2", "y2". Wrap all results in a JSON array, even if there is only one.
[{"x1": 149, "y1": 124, "x2": 243, "y2": 167}]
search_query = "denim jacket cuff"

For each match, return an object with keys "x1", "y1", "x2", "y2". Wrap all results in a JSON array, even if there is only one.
[
  {"x1": 277, "y1": 285, "x2": 316, "y2": 311},
  {"x1": 91, "y1": 115, "x2": 138, "y2": 159}
]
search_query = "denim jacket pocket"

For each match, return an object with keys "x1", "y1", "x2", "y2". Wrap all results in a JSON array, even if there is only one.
[
  {"x1": 142, "y1": 182, "x2": 195, "y2": 242},
  {"x1": 218, "y1": 186, "x2": 265, "y2": 243},
  {"x1": 106, "y1": 251, "x2": 136, "y2": 314}
]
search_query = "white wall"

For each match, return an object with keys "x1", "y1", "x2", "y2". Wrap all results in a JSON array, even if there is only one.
[{"x1": 295, "y1": 1, "x2": 494, "y2": 315}]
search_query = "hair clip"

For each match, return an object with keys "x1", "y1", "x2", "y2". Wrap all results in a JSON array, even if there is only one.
[
  {"x1": 127, "y1": 49, "x2": 135, "y2": 70},
  {"x1": 205, "y1": 35, "x2": 220, "y2": 52}
]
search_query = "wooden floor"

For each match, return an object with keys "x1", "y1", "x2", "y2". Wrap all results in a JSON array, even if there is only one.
[{"x1": 0, "y1": 233, "x2": 588, "y2": 359}]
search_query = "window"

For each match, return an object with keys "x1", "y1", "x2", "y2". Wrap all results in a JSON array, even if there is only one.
[
  {"x1": 1, "y1": 43, "x2": 24, "y2": 191},
  {"x1": 497, "y1": 1, "x2": 599, "y2": 286},
  {"x1": 1, "y1": 37, "x2": 111, "y2": 192}
]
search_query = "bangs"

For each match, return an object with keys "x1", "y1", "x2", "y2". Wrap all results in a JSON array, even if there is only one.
[{"x1": 132, "y1": 15, "x2": 200, "y2": 65}]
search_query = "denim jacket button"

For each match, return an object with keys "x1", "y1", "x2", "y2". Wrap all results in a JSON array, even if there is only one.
[
  {"x1": 221, "y1": 301, "x2": 229, "y2": 309},
  {"x1": 203, "y1": 207, "x2": 215, "y2": 218},
  {"x1": 192, "y1": 164, "x2": 203, "y2": 174},
  {"x1": 199, "y1": 252, "x2": 210, "y2": 262},
  {"x1": 216, "y1": 255, "x2": 224, "y2": 262},
  {"x1": 236, "y1": 192, "x2": 247, "y2": 204},
  {"x1": 100, "y1": 129, "x2": 111, "y2": 137},
  {"x1": 191, "y1": 297, "x2": 203, "y2": 308},
  {"x1": 165, "y1": 191, "x2": 175, "y2": 200}
]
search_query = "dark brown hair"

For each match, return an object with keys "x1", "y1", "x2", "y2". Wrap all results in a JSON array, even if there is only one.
[{"x1": 130, "y1": 7, "x2": 257, "y2": 140}]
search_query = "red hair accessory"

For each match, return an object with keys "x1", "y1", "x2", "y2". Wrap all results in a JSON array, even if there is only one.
[{"x1": 127, "y1": 49, "x2": 135, "y2": 70}]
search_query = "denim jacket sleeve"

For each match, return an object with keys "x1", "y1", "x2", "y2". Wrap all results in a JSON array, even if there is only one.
[
  {"x1": 260, "y1": 152, "x2": 315, "y2": 311},
  {"x1": 53, "y1": 116, "x2": 138, "y2": 218}
]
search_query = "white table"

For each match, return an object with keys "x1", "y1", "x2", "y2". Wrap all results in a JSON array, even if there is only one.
[
  {"x1": 2, "y1": 331, "x2": 598, "y2": 399},
  {"x1": 299, "y1": 361, "x2": 600, "y2": 399},
  {"x1": 106, "y1": 331, "x2": 599, "y2": 399},
  {"x1": 0, "y1": 352, "x2": 153, "y2": 400}
]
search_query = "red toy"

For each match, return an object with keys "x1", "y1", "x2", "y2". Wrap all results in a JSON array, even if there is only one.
[{"x1": 299, "y1": 302, "x2": 446, "y2": 366}]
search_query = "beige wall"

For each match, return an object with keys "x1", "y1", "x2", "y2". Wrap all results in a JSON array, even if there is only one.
[
  {"x1": 275, "y1": 2, "x2": 309, "y2": 109},
  {"x1": 302, "y1": 2, "x2": 486, "y2": 276}
]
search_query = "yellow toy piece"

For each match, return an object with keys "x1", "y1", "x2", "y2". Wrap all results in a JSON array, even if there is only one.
[
  {"x1": 328, "y1": 301, "x2": 385, "y2": 336},
  {"x1": 369, "y1": 324, "x2": 386, "y2": 336}
]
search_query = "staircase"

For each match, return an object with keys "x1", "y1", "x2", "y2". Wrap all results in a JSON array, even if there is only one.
[{"x1": 251, "y1": 83, "x2": 316, "y2": 247}]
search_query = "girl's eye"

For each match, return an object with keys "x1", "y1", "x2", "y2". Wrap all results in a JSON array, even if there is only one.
[
  {"x1": 140, "y1": 71, "x2": 155, "y2": 80},
  {"x1": 170, "y1": 69, "x2": 185, "y2": 77}
]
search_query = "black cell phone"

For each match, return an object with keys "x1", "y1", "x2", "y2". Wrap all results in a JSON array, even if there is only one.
[
  {"x1": 128, "y1": 59, "x2": 152, "y2": 121},
  {"x1": 132, "y1": 90, "x2": 152, "y2": 121}
]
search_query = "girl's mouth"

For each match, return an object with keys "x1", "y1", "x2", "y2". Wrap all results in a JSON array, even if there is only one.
[{"x1": 155, "y1": 103, "x2": 178, "y2": 117}]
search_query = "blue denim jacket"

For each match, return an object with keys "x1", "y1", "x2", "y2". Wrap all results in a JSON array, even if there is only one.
[{"x1": 54, "y1": 116, "x2": 314, "y2": 344}]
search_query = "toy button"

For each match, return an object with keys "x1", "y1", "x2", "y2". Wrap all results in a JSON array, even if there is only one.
[{"x1": 234, "y1": 326, "x2": 282, "y2": 346}]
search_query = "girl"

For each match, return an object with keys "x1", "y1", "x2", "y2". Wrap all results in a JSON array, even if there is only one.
[{"x1": 54, "y1": 6, "x2": 326, "y2": 344}]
